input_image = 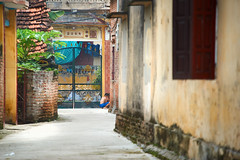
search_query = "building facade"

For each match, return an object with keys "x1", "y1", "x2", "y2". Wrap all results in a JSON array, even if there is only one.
[
  {"x1": 47, "y1": 0, "x2": 111, "y2": 108},
  {"x1": 114, "y1": 0, "x2": 240, "y2": 159}
]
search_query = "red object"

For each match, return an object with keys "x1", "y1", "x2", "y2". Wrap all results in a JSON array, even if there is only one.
[
  {"x1": 173, "y1": 0, "x2": 216, "y2": 79},
  {"x1": 192, "y1": 0, "x2": 216, "y2": 79}
]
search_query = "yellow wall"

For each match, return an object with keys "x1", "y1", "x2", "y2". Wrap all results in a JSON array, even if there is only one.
[
  {"x1": 119, "y1": 18, "x2": 128, "y2": 114},
  {"x1": 119, "y1": 0, "x2": 240, "y2": 151},
  {"x1": 151, "y1": 0, "x2": 240, "y2": 150},
  {"x1": 5, "y1": 10, "x2": 17, "y2": 124}
]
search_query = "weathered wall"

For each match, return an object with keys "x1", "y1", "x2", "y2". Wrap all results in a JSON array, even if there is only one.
[
  {"x1": 151, "y1": 0, "x2": 240, "y2": 151},
  {"x1": 5, "y1": 10, "x2": 17, "y2": 124},
  {"x1": 216, "y1": 0, "x2": 240, "y2": 150},
  {"x1": 25, "y1": 71, "x2": 58, "y2": 123},
  {"x1": 126, "y1": 6, "x2": 144, "y2": 117},
  {"x1": 118, "y1": 18, "x2": 128, "y2": 114},
  {"x1": 118, "y1": 0, "x2": 240, "y2": 157},
  {"x1": 143, "y1": 5, "x2": 152, "y2": 122}
]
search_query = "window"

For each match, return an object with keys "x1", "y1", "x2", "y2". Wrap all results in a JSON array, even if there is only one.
[{"x1": 173, "y1": 0, "x2": 216, "y2": 79}]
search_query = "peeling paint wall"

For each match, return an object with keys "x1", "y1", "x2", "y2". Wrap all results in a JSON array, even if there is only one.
[
  {"x1": 143, "y1": 5, "x2": 152, "y2": 122},
  {"x1": 126, "y1": 6, "x2": 144, "y2": 117},
  {"x1": 118, "y1": 0, "x2": 240, "y2": 153},
  {"x1": 118, "y1": 18, "x2": 128, "y2": 114},
  {"x1": 151, "y1": 0, "x2": 240, "y2": 151}
]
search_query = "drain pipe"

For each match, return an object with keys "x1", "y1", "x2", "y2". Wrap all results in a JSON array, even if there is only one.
[{"x1": 117, "y1": 0, "x2": 119, "y2": 12}]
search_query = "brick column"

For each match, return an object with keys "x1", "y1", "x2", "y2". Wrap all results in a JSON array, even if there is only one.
[{"x1": 25, "y1": 71, "x2": 58, "y2": 123}]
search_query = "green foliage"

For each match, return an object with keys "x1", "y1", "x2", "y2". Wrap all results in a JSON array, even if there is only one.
[
  {"x1": 45, "y1": 67, "x2": 59, "y2": 76},
  {"x1": 17, "y1": 29, "x2": 66, "y2": 72},
  {"x1": 49, "y1": 11, "x2": 65, "y2": 21}
]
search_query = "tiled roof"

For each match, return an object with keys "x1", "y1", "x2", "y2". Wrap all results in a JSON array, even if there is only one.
[
  {"x1": 17, "y1": 0, "x2": 53, "y2": 53},
  {"x1": 0, "y1": 0, "x2": 29, "y2": 9}
]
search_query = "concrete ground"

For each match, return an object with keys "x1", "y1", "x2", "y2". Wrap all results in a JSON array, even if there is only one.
[{"x1": 0, "y1": 109, "x2": 158, "y2": 160}]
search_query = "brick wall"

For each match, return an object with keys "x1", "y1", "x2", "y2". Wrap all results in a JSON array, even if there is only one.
[
  {"x1": 115, "y1": 113, "x2": 154, "y2": 144},
  {"x1": 109, "y1": 0, "x2": 120, "y2": 110},
  {"x1": 0, "y1": 45, "x2": 4, "y2": 129},
  {"x1": 105, "y1": 39, "x2": 111, "y2": 94},
  {"x1": 110, "y1": 49, "x2": 119, "y2": 111},
  {"x1": 115, "y1": 113, "x2": 240, "y2": 159},
  {"x1": 25, "y1": 71, "x2": 58, "y2": 123},
  {"x1": 110, "y1": 0, "x2": 118, "y2": 28}
]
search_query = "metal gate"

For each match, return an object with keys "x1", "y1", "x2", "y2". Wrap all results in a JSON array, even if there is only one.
[{"x1": 55, "y1": 42, "x2": 102, "y2": 108}]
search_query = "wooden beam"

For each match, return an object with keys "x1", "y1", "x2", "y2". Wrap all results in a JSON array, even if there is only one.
[
  {"x1": 128, "y1": 0, "x2": 152, "y2": 6},
  {"x1": 106, "y1": 12, "x2": 128, "y2": 19}
]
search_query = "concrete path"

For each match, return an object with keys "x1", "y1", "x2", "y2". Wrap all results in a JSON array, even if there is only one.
[{"x1": 0, "y1": 109, "x2": 158, "y2": 160}]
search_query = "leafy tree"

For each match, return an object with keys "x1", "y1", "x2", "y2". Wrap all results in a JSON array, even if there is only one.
[
  {"x1": 17, "y1": 29, "x2": 66, "y2": 72},
  {"x1": 48, "y1": 11, "x2": 65, "y2": 21}
]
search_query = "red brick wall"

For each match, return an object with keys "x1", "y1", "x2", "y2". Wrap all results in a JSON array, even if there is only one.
[
  {"x1": 25, "y1": 71, "x2": 58, "y2": 123},
  {"x1": 110, "y1": 0, "x2": 118, "y2": 30},
  {"x1": 109, "y1": 0, "x2": 120, "y2": 110},
  {"x1": 0, "y1": 45, "x2": 4, "y2": 129},
  {"x1": 112, "y1": 49, "x2": 119, "y2": 109},
  {"x1": 105, "y1": 39, "x2": 111, "y2": 94}
]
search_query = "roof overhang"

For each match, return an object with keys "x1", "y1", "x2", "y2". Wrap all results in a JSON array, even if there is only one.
[
  {"x1": 128, "y1": 0, "x2": 152, "y2": 6},
  {"x1": 106, "y1": 12, "x2": 127, "y2": 19},
  {"x1": 0, "y1": 0, "x2": 29, "y2": 9}
]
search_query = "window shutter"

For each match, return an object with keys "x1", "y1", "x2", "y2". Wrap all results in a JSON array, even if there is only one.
[
  {"x1": 173, "y1": 0, "x2": 192, "y2": 79},
  {"x1": 192, "y1": 0, "x2": 216, "y2": 79}
]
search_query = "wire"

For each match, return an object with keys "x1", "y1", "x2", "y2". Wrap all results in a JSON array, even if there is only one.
[{"x1": 110, "y1": 18, "x2": 118, "y2": 33}]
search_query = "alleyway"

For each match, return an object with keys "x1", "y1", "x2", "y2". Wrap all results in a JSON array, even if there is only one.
[{"x1": 0, "y1": 109, "x2": 157, "y2": 160}]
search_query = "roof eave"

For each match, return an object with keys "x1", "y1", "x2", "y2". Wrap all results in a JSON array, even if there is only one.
[{"x1": 0, "y1": 0, "x2": 29, "y2": 9}]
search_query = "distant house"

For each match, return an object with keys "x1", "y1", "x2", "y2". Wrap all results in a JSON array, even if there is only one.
[
  {"x1": 0, "y1": 0, "x2": 29, "y2": 128},
  {"x1": 112, "y1": 0, "x2": 240, "y2": 159},
  {"x1": 46, "y1": 0, "x2": 111, "y2": 108}
]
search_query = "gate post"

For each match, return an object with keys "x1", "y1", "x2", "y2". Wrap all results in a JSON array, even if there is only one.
[{"x1": 72, "y1": 48, "x2": 75, "y2": 109}]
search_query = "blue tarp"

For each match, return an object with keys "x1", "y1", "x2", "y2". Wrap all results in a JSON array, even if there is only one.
[
  {"x1": 54, "y1": 41, "x2": 101, "y2": 65},
  {"x1": 54, "y1": 41, "x2": 81, "y2": 65}
]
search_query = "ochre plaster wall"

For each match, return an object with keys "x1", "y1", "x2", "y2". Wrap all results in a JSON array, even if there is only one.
[
  {"x1": 151, "y1": 0, "x2": 240, "y2": 150},
  {"x1": 119, "y1": 18, "x2": 128, "y2": 114},
  {"x1": 5, "y1": 10, "x2": 17, "y2": 124},
  {"x1": 126, "y1": 6, "x2": 144, "y2": 116},
  {"x1": 119, "y1": 0, "x2": 240, "y2": 151},
  {"x1": 143, "y1": 5, "x2": 152, "y2": 122}
]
